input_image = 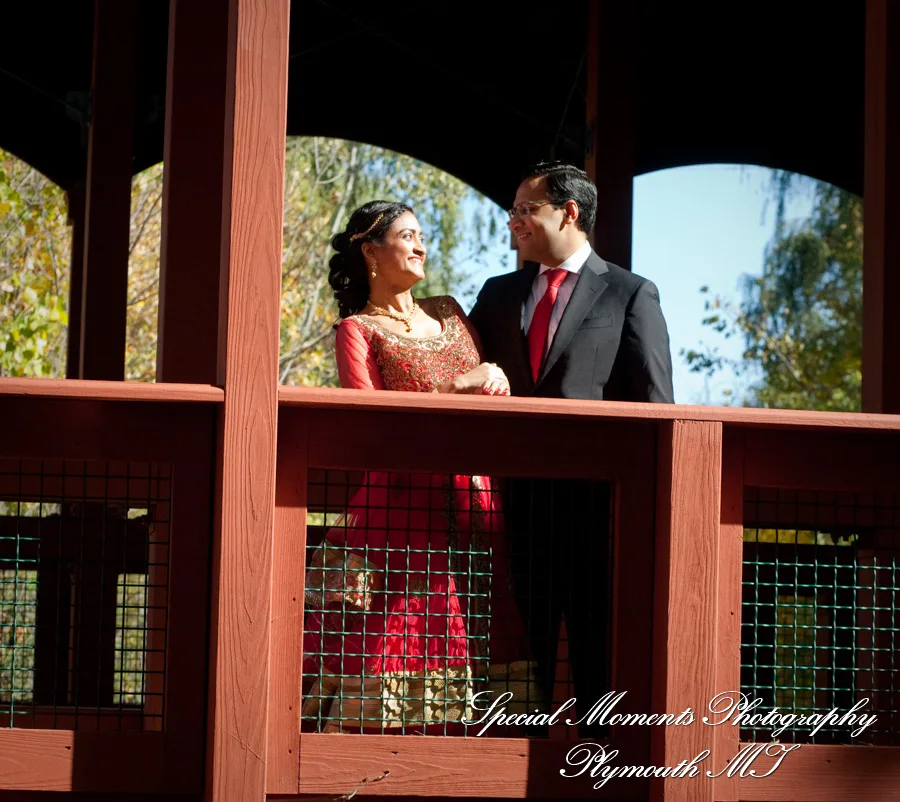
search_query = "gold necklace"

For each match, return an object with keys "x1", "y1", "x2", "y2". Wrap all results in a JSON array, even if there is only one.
[{"x1": 366, "y1": 299, "x2": 419, "y2": 332}]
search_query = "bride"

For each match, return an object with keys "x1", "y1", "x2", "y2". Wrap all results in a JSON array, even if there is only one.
[{"x1": 302, "y1": 200, "x2": 540, "y2": 734}]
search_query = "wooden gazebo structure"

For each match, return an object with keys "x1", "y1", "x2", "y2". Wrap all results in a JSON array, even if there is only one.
[{"x1": 0, "y1": 2, "x2": 898, "y2": 801}]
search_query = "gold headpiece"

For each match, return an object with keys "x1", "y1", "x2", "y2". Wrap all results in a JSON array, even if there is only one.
[{"x1": 349, "y1": 213, "x2": 385, "y2": 243}]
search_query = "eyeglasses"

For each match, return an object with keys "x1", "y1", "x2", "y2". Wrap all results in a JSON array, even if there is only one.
[{"x1": 507, "y1": 200, "x2": 555, "y2": 220}]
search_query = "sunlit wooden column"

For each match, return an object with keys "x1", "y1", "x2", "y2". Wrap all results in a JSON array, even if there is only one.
[
  {"x1": 156, "y1": 0, "x2": 231, "y2": 385},
  {"x1": 65, "y1": 183, "x2": 85, "y2": 379},
  {"x1": 197, "y1": 2, "x2": 289, "y2": 802},
  {"x1": 79, "y1": 0, "x2": 137, "y2": 380},
  {"x1": 584, "y1": 0, "x2": 636, "y2": 269},
  {"x1": 863, "y1": 0, "x2": 900, "y2": 413},
  {"x1": 650, "y1": 420, "x2": 722, "y2": 802}
]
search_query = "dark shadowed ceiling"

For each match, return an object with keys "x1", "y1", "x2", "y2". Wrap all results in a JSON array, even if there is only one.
[{"x1": 0, "y1": 1, "x2": 865, "y2": 206}]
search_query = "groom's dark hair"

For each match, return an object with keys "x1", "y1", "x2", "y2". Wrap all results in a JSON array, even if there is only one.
[{"x1": 520, "y1": 161, "x2": 597, "y2": 236}]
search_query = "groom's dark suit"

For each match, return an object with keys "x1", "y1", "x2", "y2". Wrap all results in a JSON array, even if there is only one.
[
  {"x1": 469, "y1": 251, "x2": 674, "y2": 403},
  {"x1": 468, "y1": 250, "x2": 673, "y2": 733}
]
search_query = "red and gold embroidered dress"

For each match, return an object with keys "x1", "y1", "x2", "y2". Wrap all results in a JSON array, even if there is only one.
[{"x1": 302, "y1": 296, "x2": 539, "y2": 733}]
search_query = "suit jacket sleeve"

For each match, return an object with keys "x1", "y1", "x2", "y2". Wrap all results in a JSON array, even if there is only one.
[
  {"x1": 335, "y1": 320, "x2": 386, "y2": 390},
  {"x1": 466, "y1": 282, "x2": 491, "y2": 351},
  {"x1": 621, "y1": 280, "x2": 675, "y2": 403}
]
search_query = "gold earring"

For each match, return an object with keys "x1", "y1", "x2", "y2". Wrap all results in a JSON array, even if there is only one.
[{"x1": 370, "y1": 262, "x2": 377, "y2": 278}]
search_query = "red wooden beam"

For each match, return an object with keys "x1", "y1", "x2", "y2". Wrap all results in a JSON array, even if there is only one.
[
  {"x1": 79, "y1": 0, "x2": 138, "y2": 381},
  {"x1": 585, "y1": 0, "x2": 636, "y2": 269},
  {"x1": 65, "y1": 184, "x2": 86, "y2": 380},
  {"x1": 277, "y1": 385, "x2": 900, "y2": 432},
  {"x1": 651, "y1": 420, "x2": 723, "y2": 802},
  {"x1": 202, "y1": 2, "x2": 289, "y2": 802},
  {"x1": 736, "y1": 743, "x2": 900, "y2": 801},
  {"x1": 863, "y1": 0, "x2": 900, "y2": 413},
  {"x1": 713, "y1": 428, "x2": 745, "y2": 802},
  {"x1": 157, "y1": 0, "x2": 232, "y2": 385},
  {"x1": 268, "y1": 413, "x2": 310, "y2": 793}
]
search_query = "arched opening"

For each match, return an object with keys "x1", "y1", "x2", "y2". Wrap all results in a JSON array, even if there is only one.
[
  {"x1": 632, "y1": 164, "x2": 861, "y2": 411},
  {"x1": 278, "y1": 137, "x2": 510, "y2": 386}
]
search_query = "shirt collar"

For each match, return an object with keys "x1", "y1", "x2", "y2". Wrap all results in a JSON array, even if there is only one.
[{"x1": 539, "y1": 240, "x2": 592, "y2": 276}]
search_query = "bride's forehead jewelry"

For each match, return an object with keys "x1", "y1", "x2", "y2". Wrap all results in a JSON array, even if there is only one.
[{"x1": 349, "y1": 213, "x2": 385, "y2": 243}]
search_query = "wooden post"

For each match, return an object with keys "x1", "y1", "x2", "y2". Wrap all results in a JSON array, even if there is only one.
[
  {"x1": 202, "y1": 2, "x2": 289, "y2": 802},
  {"x1": 65, "y1": 184, "x2": 85, "y2": 380},
  {"x1": 584, "y1": 0, "x2": 636, "y2": 269},
  {"x1": 79, "y1": 0, "x2": 137, "y2": 381},
  {"x1": 863, "y1": 0, "x2": 900, "y2": 413},
  {"x1": 157, "y1": 0, "x2": 231, "y2": 385},
  {"x1": 267, "y1": 412, "x2": 310, "y2": 793},
  {"x1": 650, "y1": 420, "x2": 722, "y2": 802},
  {"x1": 713, "y1": 427, "x2": 744, "y2": 802}
]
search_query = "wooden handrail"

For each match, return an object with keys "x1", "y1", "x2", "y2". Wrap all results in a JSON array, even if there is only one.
[
  {"x1": 0, "y1": 378, "x2": 223, "y2": 403},
  {"x1": 277, "y1": 386, "x2": 900, "y2": 432}
]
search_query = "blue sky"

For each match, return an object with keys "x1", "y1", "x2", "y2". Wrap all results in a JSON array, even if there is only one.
[{"x1": 461, "y1": 164, "x2": 814, "y2": 406}]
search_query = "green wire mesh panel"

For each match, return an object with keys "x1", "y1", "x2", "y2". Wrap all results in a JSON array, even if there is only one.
[
  {"x1": 301, "y1": 469, "x2": 613, "y2": 738},
  {"x1": 742, "y1": 487, "x2": 898, "y2": 745},
  {"x1": 0, "y1": 459, "x2": 171, "y2": 731}
]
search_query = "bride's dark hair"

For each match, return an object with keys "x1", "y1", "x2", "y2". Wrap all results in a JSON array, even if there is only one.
[{"x1": 329, "y1": 200, "x2": 413, "y2": 318}]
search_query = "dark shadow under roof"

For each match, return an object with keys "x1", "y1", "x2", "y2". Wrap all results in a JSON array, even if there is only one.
[{"x1": 0, "y1": 1, "x2": 865, "y2": 205}]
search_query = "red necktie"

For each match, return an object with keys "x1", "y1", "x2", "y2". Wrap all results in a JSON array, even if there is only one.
[{"x1": 527, "y1": 268, "x2": 567, "y2": 382}]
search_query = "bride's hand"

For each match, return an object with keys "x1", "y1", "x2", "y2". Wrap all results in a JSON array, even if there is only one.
[{"x1": 439, "y1": 362, "x2": 510, "y2": 395}]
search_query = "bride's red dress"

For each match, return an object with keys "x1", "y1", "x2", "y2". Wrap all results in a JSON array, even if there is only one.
[{"x1": 302, "y1": 296, "x2": 539, "y2": 734}]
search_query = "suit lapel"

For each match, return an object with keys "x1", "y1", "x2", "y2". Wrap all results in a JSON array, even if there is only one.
[
  {"x1": 538, "y1": 252, "x2": 609, "y2": 384},
  {"x1": 503, "y1": 263, "x2": 538, "y2": 391}
]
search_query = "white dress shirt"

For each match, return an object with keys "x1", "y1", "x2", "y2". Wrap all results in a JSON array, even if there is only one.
[{"x1": 522, "y1": 240, "x2": 593, "y2": 354}]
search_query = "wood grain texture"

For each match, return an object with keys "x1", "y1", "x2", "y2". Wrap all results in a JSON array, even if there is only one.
[
  {"x1": 298, "y1": 735, "x2": 645, "y2": 799},
  {"x1": 0, "y1": 731, "x2": 164, "y2": 791},
  {"x1": 79, "y1": 0, "x2": 137, "y2": 380},
  {"x1": 267, "y1": 411, "x2": 310, "y2": 793},
  {"x1": 734, "y1": 744, "x2": 900, "y2": 801},
  {"x1": 0, "y1": 378, "x2": 223, "y2": 403},
  {"x1": 204, "y1": 2, "x2": 289, "y2": 802},
  {"x1": 713, "y1": 429, "x2": 744, "y2": 802},
  {"x1": 651, "y1": 421, "x2": 723, "y2": 802},
  {"x1": 278, "y1": 386, "x2": 900, "y2": 432}
]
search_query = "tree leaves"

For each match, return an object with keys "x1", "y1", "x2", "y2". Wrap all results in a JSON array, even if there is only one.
[
  {"x1": 0, "y1": 150, "x2": 71, "y2": 378},
  {"x1": 683, "y1": 172, "x2": 862, "y2": 411},
  {"x1": 0, "y1": 139, "x2": 507, "y2": 385}
]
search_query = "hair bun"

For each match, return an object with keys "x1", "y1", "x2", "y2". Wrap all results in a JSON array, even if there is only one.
[
  {"x1": 331, "y1": 231, "x2": 351, "y2": 254},
  {"x1": 327, "y1": 200, "x2": 414, "y2": 319}
]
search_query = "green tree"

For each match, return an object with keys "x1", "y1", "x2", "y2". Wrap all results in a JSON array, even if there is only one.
[
  {"x1": 126, "y1": 163, "x2": 164, "y2": 382},
  {"x1": 0, "y1": 140, "x2": 507, "y2": 385},
  {"x1": 683, "y1": 172, "x2": 862, "y2": 411},
  {"x1": 0, "y1": 150, "x2": 70, "y2": 377},
  {"x1": 278, "y1": 138, "x2": 506, "y2": 386}
]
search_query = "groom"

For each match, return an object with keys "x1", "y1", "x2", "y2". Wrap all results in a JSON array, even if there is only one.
[{"x1": 468, "y1": 161, "x2": 673, "y2": 734}]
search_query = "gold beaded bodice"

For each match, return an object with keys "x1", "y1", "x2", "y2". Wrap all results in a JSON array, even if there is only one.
[{"x1": 348, "y1": 296, "x2": 480, "y2": 392}]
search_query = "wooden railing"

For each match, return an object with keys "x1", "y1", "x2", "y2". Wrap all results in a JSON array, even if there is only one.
[
  {"x1": 273, "y1": 388, "x2": 900, "y2": 802},
  {"x1": 0, "y1": 379, "x2": 219, "y2": 793},
  {"x1": 0, "y1": 380, "x2": 898, "y2": 800}
]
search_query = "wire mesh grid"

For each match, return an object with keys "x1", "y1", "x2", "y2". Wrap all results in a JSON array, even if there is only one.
[
  {"x1": 0, "y1": 458, "x2": 171, "y2": 731},
  {"x1": 301, "y1": 469, "x2": 613, "y2": 739},
  {"x1": 742, "y1": 487, "x2": 899, "y2": 745}
]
